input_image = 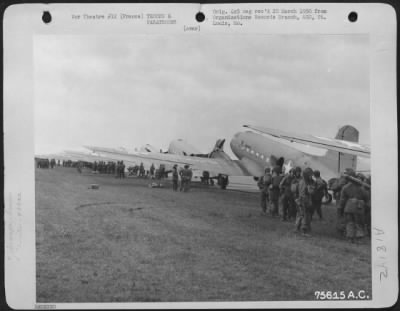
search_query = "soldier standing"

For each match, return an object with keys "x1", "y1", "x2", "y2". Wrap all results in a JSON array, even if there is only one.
[
  {"x1": 340, "y1": 169, "x2": 369, "y2": 243},
  {"x1": 333, "y1": 169, "x2": 354, "y2": 235},
  {"x1": 279, "y1": 168, "x2": 295, "y2": 221},
  {"x1": 139, "y1": 162, "x2": 145, "y2": 177},
  {"x1": 257, "y1": 167, "x2": 272, "y2": 215},
  {"x1": 269, "y1": 166, "x2": 282, "y2": 217},
  {"x1": 120, "y1": 161, "x2": 125, "y2": 179},
  {"x1": 77, "y1": 161, "x2": 82, "y2": 174},
  {"x1": 180, "y1": 164, "x2": 193, "y2": 192},
  {"x1": 290, "y1": 167, "x2": 302, "y2": 220},
  {"x1": 150, "y1": 163, "x2": 155, "y2": 178},
  {"x1": 172, "y1": 164, "x2": 179, "y2": 191},
  {"x1": 294, "y1": 167, "x2": 315, "y2": 236},
  {"x1": 311, "y1": 170, "x2": 328, "y2": 221}
]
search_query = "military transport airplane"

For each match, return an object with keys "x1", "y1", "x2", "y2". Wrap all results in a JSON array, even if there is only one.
[{"x1": 77, "y1": 124, "x2": 369, "y2": 186}]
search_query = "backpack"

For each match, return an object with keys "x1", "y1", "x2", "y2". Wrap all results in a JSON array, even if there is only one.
[{"x1": 345, "y1": 198, "x2": 365, "y2": 214}]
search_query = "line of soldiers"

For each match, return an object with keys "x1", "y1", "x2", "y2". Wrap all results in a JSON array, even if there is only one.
[
  {"x1": 258, "y1": 166, "x2": 370, "y2": 241},
  {"x1": 93, "y1": 161, "x2": 116, "y2": 175}
]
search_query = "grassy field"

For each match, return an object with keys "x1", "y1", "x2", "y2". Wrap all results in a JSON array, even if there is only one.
[{"x1": 36, "y1": 167, "x2": 371, "y2": 302}]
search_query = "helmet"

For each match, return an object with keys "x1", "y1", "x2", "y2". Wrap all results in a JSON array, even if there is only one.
[
  {"x1": 313, "y1": 170, "x2": 320, "y2": 178},
  {"x1": 344, "y1": 168, "x2": 356, "y2": 177},
  {"x1": 303, "y1": 167, "x2": 313, "y2": 178}
]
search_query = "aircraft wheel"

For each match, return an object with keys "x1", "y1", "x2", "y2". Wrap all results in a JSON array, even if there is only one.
[{"x1": 322, "y1": 193, "x2": 332, "y2": 205}]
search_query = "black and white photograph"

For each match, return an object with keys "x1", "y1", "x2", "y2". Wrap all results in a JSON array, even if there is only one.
[{"x1": 3, "y1": 3, "x2": 397, "y2": 309}]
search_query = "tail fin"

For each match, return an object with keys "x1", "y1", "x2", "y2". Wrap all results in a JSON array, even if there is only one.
[{"x1": 324, "y1": 125, "x2": 359, "y2": 174}]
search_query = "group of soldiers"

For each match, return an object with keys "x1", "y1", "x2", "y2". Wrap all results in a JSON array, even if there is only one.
[
  {"x1": 128, "y1": 163, "x2": 147, "y2": 177},
  {"x1": 36, "y1": 158, "x2": 60, "y2": 169},
  {"x1": 258, "y1": 165, "x2": 371, "y2": 242},
  {"x1": 172, "y1": 164, "x2": 193, "y2": 192},
  {"x1": 129, "y1": 163, "x2": 167, "y2": 180},
  {"x1": 90, "y1": 161, "x2": 126, "y2": 178}
]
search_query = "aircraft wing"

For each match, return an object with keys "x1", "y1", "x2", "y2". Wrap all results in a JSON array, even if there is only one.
[
  {"x1": 85, "y1": 146, "x2": 250, "y2": 176},
  {"x1": 244, "y1": 125, "x2": 370, "y2": 158}
]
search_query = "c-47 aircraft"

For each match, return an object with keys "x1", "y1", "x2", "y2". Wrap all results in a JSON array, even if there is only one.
[
  {"x1": 72, "y1": 124, "x2": 369, "y2": 189},
  {"x1": 230, "y1": 124, "x2": 370, "y2": 180}
]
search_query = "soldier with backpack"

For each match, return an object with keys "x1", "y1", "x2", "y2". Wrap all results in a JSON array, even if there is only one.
[
  {"x1": 311, "y1": 170, "x2": 328, "y2": 221},
  {"x1": 269, "y1": 166, "x2": 283, "y2": 217},
  {"x1": 340, "y1": 169, "x2": 369, "y2": 243},
  {"x1": 294, "y1": 167, "x2": 315, "y2": 237},
  {"x1": 279, "y1": 168, "x2": 295, "y2": 222},
  {"x1": 257, "y1": 167, "x2": 272, "y2": 215}
]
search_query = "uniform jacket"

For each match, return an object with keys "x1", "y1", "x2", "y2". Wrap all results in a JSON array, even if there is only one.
[
  {"x1": 279, "y1": 174, "x2": 294, "y2": 195},
  {"x1": 298, "y1": 178, "x2": 315, "y2": 208},
  {"x1": 172, "y1": 168, "x2": 179, "y2": 180},
  {"x1": 258, "y1": 173, "x2": 272, "y2": 192},
  {"x1": 339, "y1": 182, "x2": 369, "y2": 211},
  {"x1": 180, "y1": 168, "x2": 193, "y2": 180},
  {"x1": 313, "y1": 177, "x2": 328, "y2": 201}
]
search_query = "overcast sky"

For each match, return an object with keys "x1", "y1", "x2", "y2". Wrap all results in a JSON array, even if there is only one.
[{"x1": 34, "y1": 34, "x2": 369, "y2": 158}]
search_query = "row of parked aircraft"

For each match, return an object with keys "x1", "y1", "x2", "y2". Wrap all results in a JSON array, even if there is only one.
[{"x1": 39, "y1": 124, "x2": 370, "y2": 189}]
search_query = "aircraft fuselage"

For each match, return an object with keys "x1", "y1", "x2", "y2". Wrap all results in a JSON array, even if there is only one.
[{"x1": 230, "y1": 131, "x2": 342, "y2": 180}]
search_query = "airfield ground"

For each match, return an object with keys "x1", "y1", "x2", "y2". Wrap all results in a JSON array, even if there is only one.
[{"x1": 36, "y1": 167, "x2": 371, "y2": 302}]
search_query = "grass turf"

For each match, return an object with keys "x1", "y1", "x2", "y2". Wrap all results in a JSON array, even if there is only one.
[{"x1": 36, "y1": 167, "x2": 371, "y2": 302}]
